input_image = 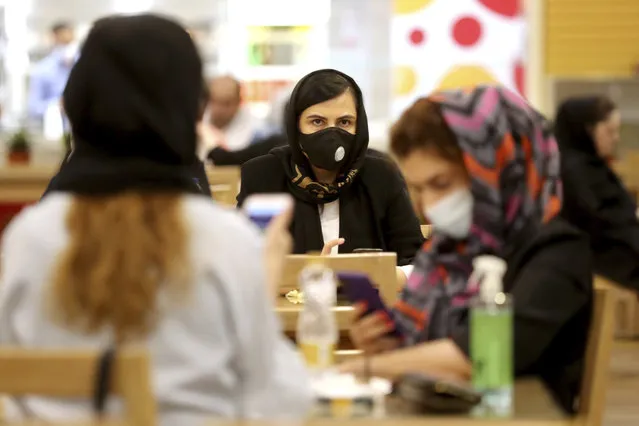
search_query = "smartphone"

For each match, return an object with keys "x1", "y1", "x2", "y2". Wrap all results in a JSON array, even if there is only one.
[
  {"x1": 353, "y1": 248, "x2": 383, "y2": 254},
  {"x1": 243, "y1": 193, "x2": 293, "y2": 230},
  {"x1": 337, "y1": 271, "x2": 403, "y2": 338}
]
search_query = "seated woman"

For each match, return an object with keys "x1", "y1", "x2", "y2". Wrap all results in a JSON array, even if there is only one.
[
  {"x1": 341, "y1": 86, "x2": 592, "y2": 414},
  {"x1": 556, "y1": 96, "x2": 639, "y2": 291},
  {"x1": 0, "y1": 14, "x2": 311, "y2": 424},
  {"x1": 238, "y1": 69, "x2": 424, "y2": 274}
]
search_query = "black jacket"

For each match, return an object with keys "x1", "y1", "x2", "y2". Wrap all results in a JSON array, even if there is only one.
[
  {"x1": 452, "y1": 218, "x2": 592, "y2": 413},
  {"x1": 237, "y1": 150, "x2": 424, "y2": 265},
  {"x1": 208, "y1": 134, "x2": 286, "y2": 166},
  {"x1": 559, "y1": 155, "x2": 639, "y2": 291},
  {"x1": 555, "y1": 97, "x2": 639, "y2": 292}
]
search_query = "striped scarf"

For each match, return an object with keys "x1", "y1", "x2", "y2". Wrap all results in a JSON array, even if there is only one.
[{"x1": 393, "y1": 85, "x2": 562, "y2": 345}]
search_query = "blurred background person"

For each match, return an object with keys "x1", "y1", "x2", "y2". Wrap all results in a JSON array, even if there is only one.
[
  {"x1": 0, "y1": 14, "x2": 310, "y2": 423},
  {"x1": 555, "y1": 96, "x2": 639, "y2": 292},
  {"x1": 238, "y1": 69, "x2": 424, "y2": 279},
  {"x1": 199, "y1": 81, "x2": 287, "y2": 166},
  {"x1": 27, "y1": 21, "x2": 76, "y2": 123},
  {"x1": 206, "y1": 75, "x2": 263, "y2": 150}
]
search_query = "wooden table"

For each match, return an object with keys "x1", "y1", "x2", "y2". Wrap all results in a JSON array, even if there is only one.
[
  {"x1": 1, "y1": 380, "x2": 571, "y2": 426},
  {"x1": 276, "y1": 298, "x2": 355, "y2": 332},
  {"x1": 205, "y1": 379, "x2": 572, "y2": 425}
]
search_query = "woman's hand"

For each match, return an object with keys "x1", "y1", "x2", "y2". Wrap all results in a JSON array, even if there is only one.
[
  {"x1": 321, "y1": 238, "x2": 345, "y2": 255},
  {"x1": 263, "y1": 209, "x2": 293, "y2": 301},
  {"x1": 349, "y1": 302, "x2": 401, "y2": 355}
]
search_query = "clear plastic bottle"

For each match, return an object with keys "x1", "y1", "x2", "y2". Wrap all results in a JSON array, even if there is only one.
[
  {"x1": 469, "y1": 255, "x2": 513, "y2": 417},
  {"x1": 296, "y1": 260, "x2": 338, "y2": 374}
]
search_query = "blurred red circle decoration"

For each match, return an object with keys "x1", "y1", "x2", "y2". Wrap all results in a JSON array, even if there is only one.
[
  {"x1": 514, "y1": 60, "x2": 525, "y2": 95},
  {"x1": 452, "y1": 16, "x2": 482, "y2": 47},
  {"x1": 409, "y1": 28, "x2": 426, "y2": 45},
  {"x1": 478, "y1": 0, "x2": 521, "y2": 18}
]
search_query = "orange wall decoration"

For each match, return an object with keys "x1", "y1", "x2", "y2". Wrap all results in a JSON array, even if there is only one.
[
  {"x1": 545, "y1": 0, "x2": 639, "y2": 77},
  {"x1": 392, "y1": 0, "x2": 526, "y2": 116}
]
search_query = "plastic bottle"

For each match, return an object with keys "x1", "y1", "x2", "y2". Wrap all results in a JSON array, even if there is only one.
[
  {"x1": 296, "y1": 259, "x2": 338, "y2": 374},
  {"x1": 469, "y1": 255, "x2": 513, "y2": 417}
]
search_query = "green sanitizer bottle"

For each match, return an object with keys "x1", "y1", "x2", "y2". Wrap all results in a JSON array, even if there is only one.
[{"x1": 470, "y1": 255, "x2": 513, "y2": 417}]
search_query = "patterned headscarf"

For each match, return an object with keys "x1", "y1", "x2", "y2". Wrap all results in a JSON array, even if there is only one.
[{"x1": 393, "y1": 85, "x2": 562, "y2": 345}]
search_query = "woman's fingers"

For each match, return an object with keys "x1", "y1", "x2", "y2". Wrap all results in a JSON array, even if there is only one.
[
  {"x1": 349, "y1": 311, "x2": 395, "y2": 353},
  {"x1": 321, "y1": 238, "x2": 345, "y2": 255}
]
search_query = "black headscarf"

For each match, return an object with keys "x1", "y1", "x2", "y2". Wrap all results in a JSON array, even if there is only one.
[
  {"x1": 554, "y1": 97, "x2": 604, "y2": 159},
  {"x1": 48, "y1": 14, "x2": 204, "y2": 196},
  {"x1": 270, "y1": 69, "x2": 369, "y2": 204},
  {"x1": 555, "y1": 96, "x2": 636, "y2": 219}
]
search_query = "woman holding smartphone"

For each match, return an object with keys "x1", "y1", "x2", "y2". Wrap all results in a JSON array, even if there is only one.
[
  {"x1": 238, "y1": 69, "x2": 424, "y2": 277},
  {"x1": 341, "y1": 86, "x2": 592, "y2": 414},
  {"x1": 0, "y1": 15, "x2": 310, "y2": 423}
]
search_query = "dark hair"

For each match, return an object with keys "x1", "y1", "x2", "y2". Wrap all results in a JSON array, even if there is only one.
[
  {"x1": 390, "y1": 98, "x2": 463, "y2": 163},
  {"x1": 51, "y1": 21, "x2": 72, "y2": 35},
  {"x1": 294, "y1": 71, "x2": 355, "y2": 116},
  {"x1": 587, "y1": 96, "x2": 617, "y2": 128}
]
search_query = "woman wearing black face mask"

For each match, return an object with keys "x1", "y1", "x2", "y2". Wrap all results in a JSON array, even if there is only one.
[{"x1": 238, "y1": 69, "x2": 424, "y2": 272}]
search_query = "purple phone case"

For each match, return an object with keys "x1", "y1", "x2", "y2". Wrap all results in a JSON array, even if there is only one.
[{"x1": 337, "y1": 272, "x2": 403, "y2": 338}]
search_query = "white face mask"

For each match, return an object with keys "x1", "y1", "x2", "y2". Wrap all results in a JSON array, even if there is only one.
[{"x1": 424, "y1": 188, "x2": 474, "y2": 239}]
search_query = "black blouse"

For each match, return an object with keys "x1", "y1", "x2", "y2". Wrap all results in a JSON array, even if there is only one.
[
  {"x1": 451, "y1": 218, "x2": 593, "y2": 414},
  {"x1": 208, "y1": 134, "x2": 286, "y2": 166},
  {"x1": 237, "y1": 150, "x2": 424, "y2": 266}
]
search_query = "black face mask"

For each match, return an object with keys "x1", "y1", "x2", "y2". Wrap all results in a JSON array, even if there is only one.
[{"x1": 298, "y1": 127, "x2": 355, "y2": 171}]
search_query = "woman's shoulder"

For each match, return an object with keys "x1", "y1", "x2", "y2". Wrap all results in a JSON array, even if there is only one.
[
  {"x1": 242, "y1": 149, "x2": 287, "y2": 175},
  {"x1": 239, "y1": 151, "x2": 289, "y2": 196},
  {"x1": 361, "y1": 150, "x2": 401, "y2": 176},
  {"x1": 515, "y1": 218, "x2": 591, "y2": 286},
  {"x1": 358, "y1": 150, "x2": 406, "y2": 191},
  {"x1": 2, "y1": 194, "x2": 72, "y2": 248},
  {"x1": 182, "y1": 195, "x2": 261, "y2": 242}
]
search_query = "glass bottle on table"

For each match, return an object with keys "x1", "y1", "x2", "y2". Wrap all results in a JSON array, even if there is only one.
[{"x1": 296, "y1": 258, "x2": 338, "y2": 375}]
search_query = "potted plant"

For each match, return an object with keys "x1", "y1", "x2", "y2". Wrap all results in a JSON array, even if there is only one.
[{"x1": 6, "y1": 129, "x2": 31, "y2": 164}]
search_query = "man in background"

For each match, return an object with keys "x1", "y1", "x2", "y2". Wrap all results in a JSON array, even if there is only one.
[
  {"x1": 207, "y1": 75, "x2": 262, "y2": 150},
  {"x1": 27, "y1": 21, "x2": 76, "y2": 123}
]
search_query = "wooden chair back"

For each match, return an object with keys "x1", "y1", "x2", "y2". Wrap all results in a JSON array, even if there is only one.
[
  {"x1": 0, "y1": 347, "x2": 156, "y2": 426},
  {"x1": 0, "y1": 166, "x2": 55, "y2": 204},
  {"x1": 280, "y1": 253, "x2": 398, "y2": 305},
  {"x1": 578, "y1": 279, "x2": 616, "y2": 426},
  {"x1": 204, "y1": 165, "x2": 240, "y2": 206}
]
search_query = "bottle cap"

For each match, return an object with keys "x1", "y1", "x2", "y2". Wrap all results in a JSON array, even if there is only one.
[
  {"x1": 473, "y1": 255, "x2": 507, "y2": 303},
  {"x1": 472, "y1": 255, "x2": 507, "y2": 275}
]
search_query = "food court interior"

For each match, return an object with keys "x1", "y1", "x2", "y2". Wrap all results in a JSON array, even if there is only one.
[{"x1": 1, "y1": 0, "x2": 639, "y2": 425}]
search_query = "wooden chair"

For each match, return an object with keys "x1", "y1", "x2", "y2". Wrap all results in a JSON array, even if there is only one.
[
  {"x1": 276, "y1": 253, "x2": 397, "y2": 332},
  {"x1": 0, "y1": 166, "x2": 55, "y2": 203},
  {"x1": 420, "y1": 224, "x2": 432, "y2": 239},
  {"x1": 204, "y1": 165, "x2": 240, "y2": 206},
  {"x1": 0, "y1": 347, "x2": 156, "y2": 426},
  {"x1": 334, "y1": 349, "x2": 362, "y2": 364},
  {"x1": 578, "y1": 279, "x2": 617, "y2": 426},
  {"x1": 612, "y1": 287, "x2": 638, "y2": 339},
  {"x1": 592, "y1": 275, "x2": 638, "y2": 339}
]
